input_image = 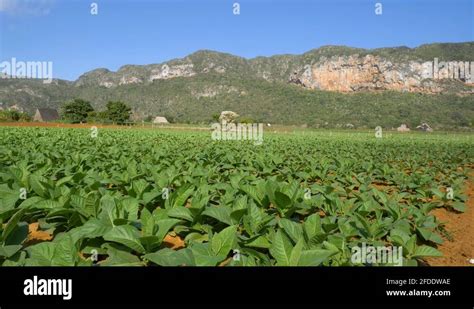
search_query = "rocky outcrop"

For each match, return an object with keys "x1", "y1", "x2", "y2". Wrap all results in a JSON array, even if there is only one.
[
  {"x1": 219, "y1": 111, "x2": 239, "y2": 123},
  {"x1": 288, "y1": 55, "x2": 445, "y2": 93},
  {"x1": 73, "y1": 44, "x2": 472, "y2": 94},
  {"x1": 149, "y1": 63, "x2": 196, "y2": 82}
]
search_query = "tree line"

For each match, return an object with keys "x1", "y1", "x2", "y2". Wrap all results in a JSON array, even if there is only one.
[{"x1": 62, "y1": 99, "x2": 132, "y2": 124}]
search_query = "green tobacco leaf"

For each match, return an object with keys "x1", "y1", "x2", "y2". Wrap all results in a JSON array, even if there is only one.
[
  {"x1": 142, "y1": 191, "x2": 161, "y2": 206},
  {"x1": 240, "y1": 184, "x2": 263, "y2": 206},
  {"x1": 298, "y1": 249, "x2": 337, "y2": 266},
  {"x1": 431, "y1": 188, "x2": 444, "y2": 199},
  {"x1": 1, "y1": 208, "x2": 26, "y2": 242},
  {"x1": 29, "y1": 174, "x2": 48, "y2": 197},
  {"x1": 2, "y1": 250, "x2": 27, "y2": 266},
  {"x1": 289, "y1": 238, "x2": 304, "y2": 266},
  {"x1": 25, "y1": 242, "x2": 56, "y2": 266},
  {"x1": 168, "y1": 207, "x2": 193, "y2": 222},
  {"x1": 144, "y1": 248, "x2": 195, "y2": 266},
  {"x1": 139, "y1": 236, "x2": 161, "y2": 252},
  {"x1": 416, "y1": 227, "x2": 443, "y2": 245},
  {"x1": 202, "y1": 206, "x2": 232, "y2": 225},
  {"x1": 211, "y1": 225, "x2": 237, "y2": 257},
  {"x1": 68, "y1": 218, "x2": 111, "y2": 243},
  {"x1": 0, "y1": 188, "x2": 19, "y2": 214},
  {"x1": 406, "y1": 235, "x2": 417, "y2": 255},
  {"x1": 279, "y1": 218, "x2": 304, "y2": 244},
  {"x1": 104, "y1": 225, "x2": 145, "y2": 253},
  {"x1": 131, "y1": 179, "x2": 149, "y2": 198},
  {"x1": 451, "y1": 201, "x2": 466, "y2": 212},
  {"x1": 98, "y1": 195, "x2": 117, "y2": 226},
  {"x1": 52, "y1": 234, "x2": 78, "y2": 266},
  {"x1": 269, "y1": 229, "x2": 293, "y2": 266},
  {"x1": 304, "y1": 214, "x2": 323, "y2": 240},
  {"x1": 390, "y1": 228, "x2": 411, "y2": 246},
  {"x1": 56, "y1": 175, "x2": 74, "y2": 187},
  {"x1": 412, "y1": 245, "x2": 443, "y2": 258},
  {"x1": 274, "y1": 191, "x2": 292, "y2": 209},
  {"x1": 100, "y1": 243, "x2": 143, "y2": 266},
  {"x1": 140, "y1": 207, "x2": 153, "y2": 235},
  {"x1": 0, "y1": 245, "x2": 23, "y2": 258},
  {"x1": 155, "y1": 219, "x2": 181, "y2": 242},
  {"x1": 35, "y1": 199, "x2": 62, "y2": 209},
  {"x1": 25, "y1": 234, "x2": 78, "y2": 266},
  {"x1": 4, "y1": 221, "x2": 28, "y2": 245},
  {"x1": 172, "y1": 185, "x2": 194, "y2": 208},
  {"x1": 245, "y1": 235, "x2": 271, "y2": 249},
  {"x1": 403, "y1": 258, "x2": 419, "y2": 266},
  {"x1": 230, "y1": 196, "x2": 247, "y2": 222},
  {"x1": 233, "y1": 195, "x2": 248, "y2": 211},
  {"x1": 190, "y1": 242, "x2": 225, "y2": 266},
  {"x1": 121, "y1": 197, "x2": 139, "y2": 221}
]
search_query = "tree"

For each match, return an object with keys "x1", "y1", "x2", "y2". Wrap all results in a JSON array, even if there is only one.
[
  {"x1": 62, "y1": 99, "x2": 94, "y2": 123},
  {"x1": 105, "y1": 101, "x2": 131, "y2": 124},
  {"x1": 0, "y1": 110, "x2": 31, "y2": 122},
  {"x1": 211, "y1": 113, "x2": 220, "y2": 122}
]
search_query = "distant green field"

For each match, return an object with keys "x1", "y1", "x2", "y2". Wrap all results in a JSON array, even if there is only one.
[{"x1": 0, "y1": 127, "x2": 472, "y2": 266}]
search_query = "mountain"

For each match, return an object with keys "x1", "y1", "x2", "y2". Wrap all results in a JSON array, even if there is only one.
[{"x1": 0, "y1": 42, "x2": 473, "y2": 129}]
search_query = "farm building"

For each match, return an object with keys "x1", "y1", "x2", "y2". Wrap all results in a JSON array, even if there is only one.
[
  {"x1": 33, "y1": 108, "x2": 59, "y2": 122},
  {"x1": 153, "y1": 116, "x2": 169, "y2": 124}
]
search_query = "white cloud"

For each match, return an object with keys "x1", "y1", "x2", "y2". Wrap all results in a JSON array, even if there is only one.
[{"x1": 0, "y1": 0, "x2": 55, "y2": 16}]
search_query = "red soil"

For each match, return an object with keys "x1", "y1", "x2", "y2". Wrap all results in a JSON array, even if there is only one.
[{"x1": 425, "y1": 173, "x2": 474, "y2": 266}]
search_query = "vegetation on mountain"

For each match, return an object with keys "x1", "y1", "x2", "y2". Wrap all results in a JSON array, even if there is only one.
[{"x1": 0, "y1": 42, "x2": 472, "y2": 129}]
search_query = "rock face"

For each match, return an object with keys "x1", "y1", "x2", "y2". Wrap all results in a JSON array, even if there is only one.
[
  {"x1": 75, "y1": 62, "x2": 197, "y2": 88},
  {"x1": 72, "y1": 45, "x2": 472, "y2": 94},
  {"x1": 289, "y1": 55, "x2": 443, "y2": 93},
  {"x1": 149, "y1": 63, "x2": 196, "y2": 82},
  {"x1": 219, "y1": 111, "x2": 239, "y2": 123},
  {"x1": 74, "y1": 50, "x2": 239, "y2": 88}
]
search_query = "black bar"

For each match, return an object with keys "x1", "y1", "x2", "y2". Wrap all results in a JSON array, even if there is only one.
[{"x1": 0, "y1": 267, "x2": 472, "y2": 306}]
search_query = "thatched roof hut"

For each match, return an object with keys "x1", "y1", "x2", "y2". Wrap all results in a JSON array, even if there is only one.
[{"x1": 33, "y1": 108, "x2": 59, "y2": 122}]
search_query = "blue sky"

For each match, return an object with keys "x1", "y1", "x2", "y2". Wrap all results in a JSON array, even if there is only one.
[{"x1": 0, "y1": 0, "x2": 472, "y2": 80}]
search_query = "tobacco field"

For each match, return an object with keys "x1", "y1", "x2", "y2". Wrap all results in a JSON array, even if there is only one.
[{"x1": 0, "y1": 127, "x2": 472, "y2": 266}]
